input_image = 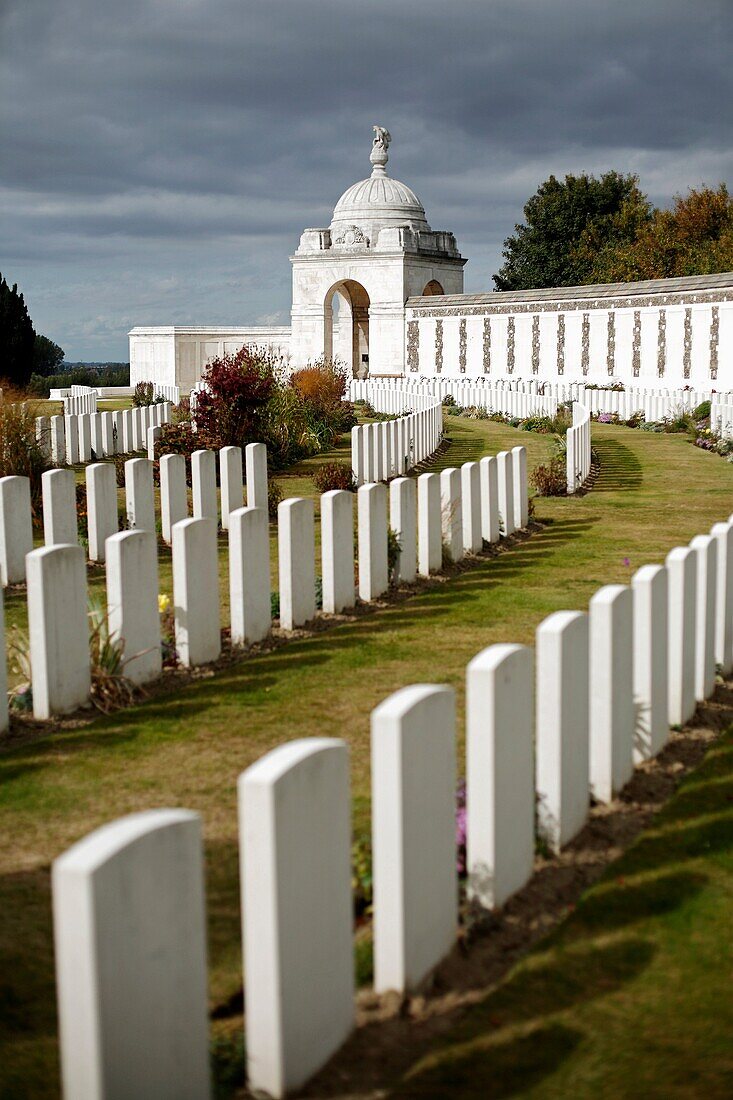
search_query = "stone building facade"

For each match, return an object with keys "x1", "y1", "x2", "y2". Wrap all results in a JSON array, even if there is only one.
[{"x1": 130, "y1": 127, "x2": 733, "y2": 391}]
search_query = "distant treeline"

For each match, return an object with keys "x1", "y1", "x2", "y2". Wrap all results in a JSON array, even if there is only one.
[{"x1": 27, "y1": 362, "x2": 130, "y2": 398}]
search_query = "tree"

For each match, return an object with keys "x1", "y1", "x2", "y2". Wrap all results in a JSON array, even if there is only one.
[
  {"x1": 0, "y1": 273, "x2": 35, "y2": 387},
  {"x1": 33, "y1": 334, "x2": 65, "y2": 375},
  {"x1": 493, "y1": 172, "x2": 653, "y2": 291},
  {"x1": 583, "y1": 184, "x2": 733, "y2": 283}
]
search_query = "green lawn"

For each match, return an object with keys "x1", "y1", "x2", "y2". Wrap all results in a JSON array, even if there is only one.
[
  {"x1": 1, "y1": 419, "x2": 732, "y2": 1097},
  {"x1": 395, "y1": 728, "x2": 733, "y2": 1099}
]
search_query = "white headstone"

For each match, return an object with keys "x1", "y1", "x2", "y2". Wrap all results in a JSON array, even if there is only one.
[
  {"x1": 85, "y1": 463, "x2": 118, "y2": 563},
  {"x1": 106, "y1": 529, "x2": 162, "y2": 685},
  {"x1": 440, "y1": 467, "x2": 463, "y2": 562},
  {"x1": 372, "y1": 684, "x2": 457, "y2": 993},
  {"x1": 632, "y1": 564, "x2": 669, "y2": 761},
  {"x1": 690, "y1": 534, "x2": 717, "y2": 702},
  {"x1": 511, "y1": 445, "x2": 528, "y2": 529},
  {"x1": 27, "y1": 544, "x2": 90, "y2": 718},
  {"x1": 479, "y1": 455, "x2": 500, "y2": 544},
  {"x1": 219, "y1": 446, "x2": 244, "y2": 530},
  {"x1": 278, "y1": 497, "x2": 315, "y2": 629},
  {"x1": 53, "y1": 810, "x2": 211, "y2": 1100},
  {"x1": 666, "y1": 546, "x2": 697, "y2": 726},
  {"x1": 124, "y1": 458, "x2": 156, "y2": 534},
  {"x1": 245, "y1": 442, "x2": 268, "y2": 510},
  {"x1": 42, "y1": 468, "x2": 78, "y2": 546},
  {"x1": 358, "y1": 482, "x2": 388, "y2": 601},
  {"x1": 191, "y1": 449, "x2": 218, "y2": 523},
  {"x1": 496, "y1": 451, "x2": 515, "y2": 536},
  {"x1": 466, "y1": 643, "x2": 534, "y2": 908},
  {"x1": 589, "y1": 585, "x2": 634, "y2": 802},
  {"x1": 159, "y1": 453, "x2": 188, "y2": 545},
  {"x1": 389, "y1": 476, "x2": 417, "y2": 583},
  {"x1": 711, "y1": 521, "x2": 733, "y2": 675},
  {"x1": 535, "y1": 610, "x2": 589, "y2": 852},
  {"x1": 321, "y1": 490, "x2": 355, "y2": 614},
  {"x1": 172, "y1": 517, "x2": 221, "y2": 666},
  {"x1": 417, "y1": 472, "x2": 441, "y2": 576},
  {"x1": 229, "y1": 506, "x2": 271, "y2": 645},
  {"x1": 0, "y1": 475, "x2": 33, "y2": 584},
  {"x1": 239, "y1": 740, "x2": 354, "y2": 1097}
]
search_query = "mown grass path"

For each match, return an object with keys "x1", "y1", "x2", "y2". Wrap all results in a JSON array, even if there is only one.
[{"x1": 1, "y1": 419, "x2": 732, "y2": 1097}]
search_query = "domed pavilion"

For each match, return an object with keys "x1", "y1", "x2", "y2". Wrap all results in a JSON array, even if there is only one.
[{"x1": 290, "y1": 125, "x2": 465, "y2": 376}]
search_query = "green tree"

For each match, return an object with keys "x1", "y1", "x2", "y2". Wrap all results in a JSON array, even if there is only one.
[
  {"x1": 584, "y1": 183, "x2": 733, "y2": 283},
  {"x1": 493, "y1": 172, "x2": 653, "y2": 291},
  {"x1": 32, "y1": 333, "x2": 65, "y2": 375},
  {"x1": 0, "y1": 272, "x2": 35, "y2": 387}
]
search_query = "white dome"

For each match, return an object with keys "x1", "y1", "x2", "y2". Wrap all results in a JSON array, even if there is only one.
[{"x1": 329, "y1": 129, "x2": 431, "y2": 244}]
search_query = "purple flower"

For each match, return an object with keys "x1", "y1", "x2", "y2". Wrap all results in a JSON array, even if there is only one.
[{"x1": 623, "y1": 557, "x2": 630, "y2": 567}]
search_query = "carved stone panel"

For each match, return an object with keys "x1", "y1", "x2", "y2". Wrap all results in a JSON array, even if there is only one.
[
  {"x1": 657, "y1": 309, "x2": 666, "y2": 377},
  {"x1": 606, "y1": 312, "x2": 616, "y2": 376},
  {"x1": 683, "y1": 307, "x2": 692, "y2": 379},
  {"x1": 407, "y1": 320, "x2": 419, "y2": 373},
  {"x1": 632, "y1": 310, "x2": 641, "y2": 377},
  {"x1": 435, "y1": 319, "x2": 443, "y2": 374},
  {"x1": 710, "y1": 305, "x2": 719, "y2": 380},
  {"x1": 507, "y1": 316, "x2": 515, "y2": 374},
  {"x1": 458, "y1": 318, "x2": 467, "y2": 373},
  {"x1": 482, "y1": 317, "x2": 491, "y2": 373},
  {"x1": 557, "y1": 313, "x2": 565, "y2": 376},
  {"x1": 531, "y1": 315, "x2": 540, "y2": 374},
  {"x1": 581, "y1": 312, "x2": 590, "y2": 375}
]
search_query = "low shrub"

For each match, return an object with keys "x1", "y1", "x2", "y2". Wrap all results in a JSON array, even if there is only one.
[
  {"x1": 312, "y1": 462, "x2": 356, "y2": 493},
  {"x1": 694, "y1": 400, "x2": 711, "y2": 420},
  {"x1": 530, "y1": 457, "x2": 567, "y2": 497},
  {"x1": 442, "y1": 394, "x2": 456, "y2": 407},
  {"x1": 267, "y1": 477, "x2": 283, "y2": 519},
  {"x1": 132, "y1": 381, "x2": 163, "y2": 408},
  {"x1": 0, "y1": 397, "x2": 51, "y2": 520}
]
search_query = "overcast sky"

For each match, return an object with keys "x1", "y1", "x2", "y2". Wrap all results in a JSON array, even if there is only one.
[{"x1": 1, "y1": 0, "x2": 732, "y2": 361}]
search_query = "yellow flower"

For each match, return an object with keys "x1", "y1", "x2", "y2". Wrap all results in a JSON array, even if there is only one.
[{"x1": 158, "y1": 593, "x2": 171, "y2": 614}]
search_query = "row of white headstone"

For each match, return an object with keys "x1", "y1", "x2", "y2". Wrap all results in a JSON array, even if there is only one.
[
  {"x1": 63, "y1": 390, "x2": 97, "y2": 415},
  {"x1": 50, "y1": 511, "x2": 733, "y2": 1099},
  {"x1": 1, "y1": 443, "x2": 529, "y2": 723},
  {"x1": 34, "y1": 402, "x2": 172, "y2": 469},
  {"x1": 351, "y1": 378, "x2": 559, "y2": 420},
  {"x1": 350, "y1": 395, "x2": 443, "y2": 485},
  {"x1": 567, "y1": 401, "x2": 592, "y2": 492}
]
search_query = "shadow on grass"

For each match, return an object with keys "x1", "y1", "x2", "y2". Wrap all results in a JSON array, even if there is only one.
[{"x1": 592, "y1": 437, "x2": 643, "y2": 493}]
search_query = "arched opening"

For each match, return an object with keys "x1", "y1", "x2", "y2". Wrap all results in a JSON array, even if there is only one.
[
  {"x1": 422, "y1": 279, "x2": 445, "y2": 296},
  {"x1": 324, "y1": 279, "x2": 370, "y2": 378}
]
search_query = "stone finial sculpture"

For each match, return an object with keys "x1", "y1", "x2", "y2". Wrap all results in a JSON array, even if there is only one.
[{"x1": 370, "y1": 125, "x2": 391, "y2": 173}]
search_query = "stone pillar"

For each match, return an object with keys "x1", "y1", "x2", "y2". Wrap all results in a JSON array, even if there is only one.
[
  {"x1": 245, "y1": 442, "x2": 268, "y2": 510},
  {"x1": 53, "y1": 810, "x2": 211, "y2": 1100},
  {"x1": 440, "y1": 468, "x2": 463, "y2": 563},
  {"x1": 358, "y1": 483, "x2": 388, "y2": 601},
  {"x1": 632, "y1": 564, "x2": 669, "y2": 761},
  {"x1": 321, "y1": 490, "x2": 355, "y2": 614},
  {"x1": 535, "y1": 610, "x2": 589, "y2": 852},
  {"x1": 372, "y1": 684, "x2": 456, "y2": 993},
  {"x1": 85, "y1": 463, "x2": 118, "y2": 563},
  {"x1": 106, "y1": 529, "x2": 162, "y2": 684},
  {"x1": 160, "y1": 453, "x2": 188, "y2": 545},
  {"x1": 229, "y1": 506, "x2": 272, "y2": 645},
  {"x1": 239, "y1": 739, "x2": 353, "y2": 1097},
  {"x1": 589, "y1": 584, "x2": 634, "y2": 803},
  {"x1": 466, "y1": 644, "x2": 534, "y2": 909},
  {"x1": 124, "y1": 457, "x2": 156, "y2": 534},
  {"x1": 711, "y1": 521, "x2": 733, "y2": 675},
  {"x1": 511, "y1": 445, "x2": 528, "y2": 529},
  {"x1": 666, "y1": 546, "x2": 697, "y2": 726},
  {"x1": 42, "y1": 468, "x2": 78, "y2": 546},
  {"x1": 219, "y1": 446, "x2": 244, "y2": 530},
  {"x1": 417, "y1": 472, "x2": 441, "y2": 576},
  {"x1": 389, "y1": 477, "x2": 416, "y2": 584},
  {"x1": 172, "y1": 517, "x2": 221, "y2": 666},
  {"x1": 278, "y1": 498, "x2": 316, "y2": 629},
  {"x1": 26, "y1": 544, "x2": 90, "y2": 718},
  {"x1": 479, "y1": 455, "x2": 500, "y2": 544},
  {"x1": 191, "y1": 449, "x2": 218, "y2": 523},
  {"x1": 0, "y1": 475, "x2": 33, "y2": 584},
  {"x1": 461, "y1": 461, "x2": 482, "y2": 554}
]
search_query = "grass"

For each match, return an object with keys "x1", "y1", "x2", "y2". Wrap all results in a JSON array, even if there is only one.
[
  {"x1": 1, "y1": 418, "x2": 732, "y2": 1097},
  {"x1": 395, "y1": 729, "x2": 733, "y2": 1099}
]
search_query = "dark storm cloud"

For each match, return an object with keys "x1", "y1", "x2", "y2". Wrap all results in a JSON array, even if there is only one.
[{"x1": 1, "y1": 0, "x2": 731, "y2": 357}]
